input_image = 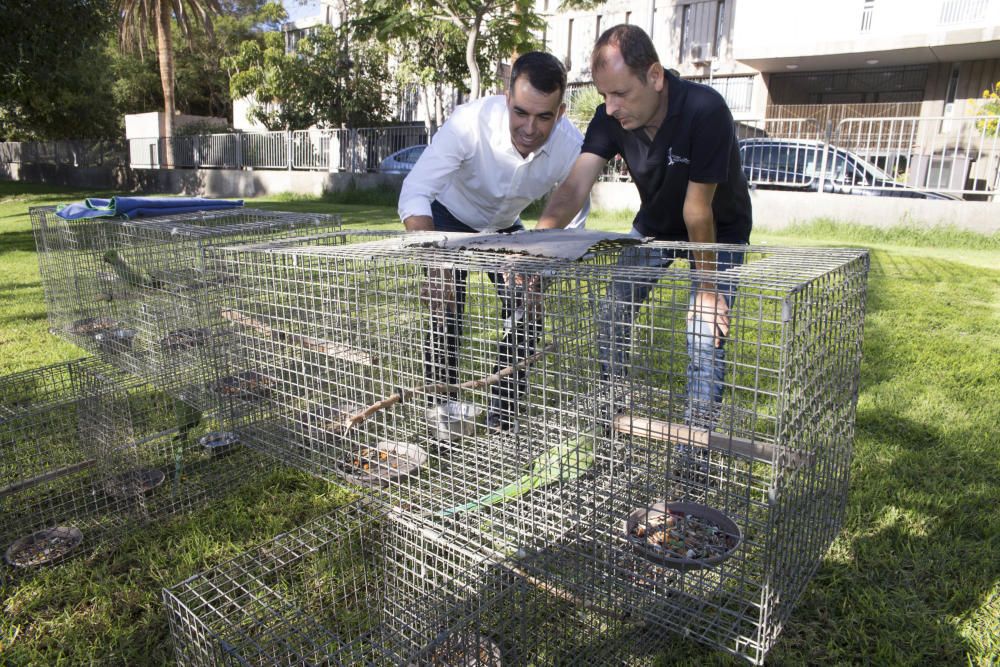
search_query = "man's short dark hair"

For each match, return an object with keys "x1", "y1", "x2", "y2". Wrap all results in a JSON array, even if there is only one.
[
  {"x1": 510, "y1": 51, "x2": 568, "y2": 97},
  {"x1": 592, "y1": 24, "x2": 660, "y2": 83}
]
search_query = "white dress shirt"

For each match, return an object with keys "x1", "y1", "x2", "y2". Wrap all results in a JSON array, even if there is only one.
[{"x1": 398, "y1": 95, "x2": 589, "y2": 231}]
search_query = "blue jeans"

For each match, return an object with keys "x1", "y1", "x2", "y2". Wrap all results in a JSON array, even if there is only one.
[{"x1": 598, "y1": 237, "x2": 746, "y2": 429}]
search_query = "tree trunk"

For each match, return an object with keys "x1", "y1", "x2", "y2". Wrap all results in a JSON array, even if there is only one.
[
  {"x1": 465, "y1": 13, "x2": 483, "y2": 100},
  {"x1": 156, "y1": 0, "x2": 176, "y2": 167}
]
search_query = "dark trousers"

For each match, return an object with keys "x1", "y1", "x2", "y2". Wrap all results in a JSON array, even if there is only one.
[{"x1": 424, "y1": 201, "x2": 536, "y2": 420}]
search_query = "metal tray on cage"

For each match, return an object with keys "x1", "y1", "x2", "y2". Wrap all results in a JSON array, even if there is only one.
[
  {"x1": 4, "y1": 526, "x2": 84, "y2": 568},
  {"x1": 623, "y1": 501, "x2": 741, "y2": 571}
]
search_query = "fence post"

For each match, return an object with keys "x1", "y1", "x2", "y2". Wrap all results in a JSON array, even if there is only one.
[
  {"x1": 287, "y1": 130, "x2": 293, "y2": 170},
  {"x1": 817, "y1": 120, "x2": 833, "y2": 195}
]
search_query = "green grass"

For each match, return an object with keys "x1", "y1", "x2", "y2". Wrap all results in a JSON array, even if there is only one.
[{"x1": 1, "y1": 182, "x2": 998, "y2": 665}]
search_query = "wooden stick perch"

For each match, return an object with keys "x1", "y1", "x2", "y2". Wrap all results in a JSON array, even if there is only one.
[
  {"x1": 221, "y1": 309, "x2": 373, "y2": 365},
  {"x1": 612, "y1": 415, "x2": 812, "y2": 467},
  {"x1": 340, "y1": 342, "x2": 558, "y2": 433}
]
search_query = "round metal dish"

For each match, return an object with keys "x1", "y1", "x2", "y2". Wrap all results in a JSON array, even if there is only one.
[
  {"x1": 69, "y1": 317, "x2": 118, "y2": 336},
  {"x1": 211, "y1": 371, "x2": 274, "y2": 401},
  {"x1": 94, "y1": 327, "x2": 136, "y2": 354},
  {"x1": 424, "y1": 400, "x2": 482, "y2": 441},
  {"x1": 4, "y1": 526, "x2": 84, "y2": 568},
  {"x1": 419, "y1": 632, "x2": 503, "y2": 667},
  {"x1": 159, "y1": 327, "x2": 211, "y2": 352},
  {"x1": 105, "y1": 468, "x2": 165, "y2": 498},
  {"x1": 623, "y1": 501, "x2": 741, "y2": 571},
  {"x1": 342, "y1": 440, "x2": 428, "y2": 485},
  {"x1": 199, "y1": 431, "x2": 240, "y2": 457}
]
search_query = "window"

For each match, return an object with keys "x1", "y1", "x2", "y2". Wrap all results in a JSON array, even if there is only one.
[
  {"x1": 596, "y1": 14, "x2": 602, "y2": 38},
  {"x1": 860, "y1": 0, "x2": 875, "y2": 32},
  {"x1": 680, "y1": 4, "x2": 692, "y2": 63},
  {"x1": 714, "y1": 1, "x2": 726, "y2": 58},
  {"x1": 945, "y1": 63, "x2": 960, "y2": 106},
  {"x1": 566, "y1": 18, "x2": 574, "y2": 71}
]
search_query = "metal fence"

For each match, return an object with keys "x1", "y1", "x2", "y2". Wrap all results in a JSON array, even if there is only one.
[
  {"x1": 0, "y1": 140, "x2": 125, "y2": 167},
  {"x1": 10, "y1": 114, "x2": 1000, "y2": 198},
  {"x1": 127, "y1": 126, "x2": 429, "y2": 172},
  {"x1": 740, "y1": 114, "x2": 1000, "y2": 198}
]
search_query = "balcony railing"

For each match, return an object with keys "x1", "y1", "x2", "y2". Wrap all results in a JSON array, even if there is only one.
[{"x1": 939, "y1": 0, "x2": 989, "y2": 24}]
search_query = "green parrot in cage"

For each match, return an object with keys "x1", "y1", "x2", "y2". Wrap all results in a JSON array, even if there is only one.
[
  {"x1": 103, "y1": 250, "x2": 163, "y2": 289},
  {"x1": 437, "y1": 432, "x2": 596, "y2": 517}
]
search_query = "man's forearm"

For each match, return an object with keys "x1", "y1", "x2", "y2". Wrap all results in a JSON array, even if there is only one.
[
  {"x1": 536, "y1": 186, "x2": 584, "y2": 229},
  {"x1": 683, "y1": 204, "x2": 717, "y2": 288},
  {"x1": 403, "y1": 215, "x2": 434, "y2": 232}
]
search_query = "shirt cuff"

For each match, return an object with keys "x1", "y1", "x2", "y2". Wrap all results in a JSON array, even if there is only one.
[{"x1": 398, "y1": 196, "x2": 434, "y2": 223}]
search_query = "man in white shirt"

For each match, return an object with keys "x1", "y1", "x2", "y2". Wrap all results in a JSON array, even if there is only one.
[{"x1": 399, "y1": 51, "x2": 588, "y2": 431}]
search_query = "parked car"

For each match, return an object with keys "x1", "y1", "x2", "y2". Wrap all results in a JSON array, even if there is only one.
[
  {"x1": 379, "y1": 144, "x2": 427, "y2": 174},
  {"x1": 738, "y1": 138, "x2": 961, "y2": 200}
]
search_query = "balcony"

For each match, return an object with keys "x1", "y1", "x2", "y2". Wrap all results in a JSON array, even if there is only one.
[{"x1": 733, "y1": 0, "x2": 1000, "y2": 72}]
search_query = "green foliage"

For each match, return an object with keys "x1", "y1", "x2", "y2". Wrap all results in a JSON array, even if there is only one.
[
  {"x1": 0, "y1": 0, "x2": 120, "y2": 140},
  {"x1": 567, "y1": 85, "x2": 603, "y2": 126},
  {"x1": 975, "y1": 80, "x2": 1000, "y2": 137},
  {"x1": 350, "y1": 0, "x2": 543, "y2": 101},
  {"x1": 225, "y1": 23, "x2": 394, "y2": 130}
]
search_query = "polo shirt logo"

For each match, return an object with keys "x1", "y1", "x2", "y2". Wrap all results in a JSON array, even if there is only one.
[{"x1": 667, "y1": 147, "x2": 690, "y2": 166}]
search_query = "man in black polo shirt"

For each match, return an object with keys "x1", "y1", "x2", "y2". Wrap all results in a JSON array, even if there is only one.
[{"x1": 538, "y1": 24, "x2": 752, "y2": 440}]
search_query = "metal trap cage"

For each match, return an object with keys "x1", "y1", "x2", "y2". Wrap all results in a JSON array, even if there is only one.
[
  {"x1": 164, "y1": 499, "x2": 504, "y2": 666},
  {"x1": 202, "y1": 232, "x2": 869, "y2": 664},
  {"x1": 29, "y1": 207, "x2": 343, "y2": 404},
  {"x1": 0, "y1": 358, "x2": 265, "y2": 585}
]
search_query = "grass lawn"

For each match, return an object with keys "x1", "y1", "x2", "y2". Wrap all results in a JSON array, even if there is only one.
[{"x1": 0, "y1": 181, "x2": 998, "y2": 665}]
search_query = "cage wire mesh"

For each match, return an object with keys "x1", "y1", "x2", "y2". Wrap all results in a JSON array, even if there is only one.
[
  {"x1": 198, "y1": 232, "x2": 869, "y2": 664},
  {"x1": 0, "y1": 357, "x2": 265, "y2": 587},
  {"x1": 29, "y1": 207, "x2": 343, "y2": 408},
  {"x1": 164, "y1": 499, "x2": 560, "y2": 665}
]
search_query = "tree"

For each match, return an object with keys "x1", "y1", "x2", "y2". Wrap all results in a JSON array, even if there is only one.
[
  {"x1": 0, "y1": 0, "x2": 119, "y2": 140},
  {"x1": 353, "y1": 0, "x2": 542, "y2": 101},
  {"x1": 117, "y1": 0, "x2": 223, "y2": 159},
  {"x1": 225, "y1": 24, "x2": 394, "y2": 130}
]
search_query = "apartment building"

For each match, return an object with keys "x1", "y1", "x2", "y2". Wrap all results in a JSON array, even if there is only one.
[{"x1": 543, "y1": 0, "x2": 1000, "y2": 192}]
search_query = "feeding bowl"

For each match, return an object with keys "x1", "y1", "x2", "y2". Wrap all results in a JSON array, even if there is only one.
[
  {"x1": 199, "y1": 431, "x2": 240, "y2": 457},
  {"x1": 425, "y1": 400, "x2": 482, "y2": 441},
  {"x1": 94, "y1": 327, "x2": 136, "y2": 354},
  {"x1": 69, "y1": 317, "x2": 118, "y2": 336},
  {"x1": 159, "y1": 327, "x2": 211, "y2": 352},
  {"x1": 211, "y1": 371, "x2": 274, "y2": 401},
  {"x1": 105, "y1": 468, "x2": 165, "y2": 498},
  {"x1": 623, "y1": 501, "x2": 741, "y2": 571},
  {"x1": 418, "y1": 632, "x2": 503, "y2": 666},
  {"x1": 342, "y1": 440, "x2": 428, "y2": 486},
  {"x1": 4, "y1": 526, "x2": 84, "y2": 568}
]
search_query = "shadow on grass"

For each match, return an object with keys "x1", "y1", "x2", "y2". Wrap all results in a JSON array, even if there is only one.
[
  {"x1": 868, "y1": 250, "x2": 974, "y2": 283},
  {"x1": 0, "y1": 229, "x2": 39, "y2": 253}
]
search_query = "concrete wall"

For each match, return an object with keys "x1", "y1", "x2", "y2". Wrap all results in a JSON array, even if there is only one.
[{"x1": 591, "y1": 182, "x2": 1000, "y2": 233}]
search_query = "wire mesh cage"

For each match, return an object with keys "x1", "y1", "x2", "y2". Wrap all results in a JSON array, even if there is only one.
[
  {"x1": 203, "y1": 231, "x2": 869, "y2": 663},
  {"x1": 164, "y1": 500, "x2": 540, "y2": 665},
  {"x1": 29, "y1": 207, "x2": 343, "y2": 406},
  {"x1": 0, "y1": 358, "x2": 265, "y2": 586}
]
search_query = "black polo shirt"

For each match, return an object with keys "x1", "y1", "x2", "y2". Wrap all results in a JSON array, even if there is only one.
[{"x1": 581, "y1": 71, "x2": 752, "y2": 243}]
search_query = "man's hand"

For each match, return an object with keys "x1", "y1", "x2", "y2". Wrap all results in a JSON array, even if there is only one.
[{"x1": 689, "y1": 290, "x2": 730, "y2": 348}]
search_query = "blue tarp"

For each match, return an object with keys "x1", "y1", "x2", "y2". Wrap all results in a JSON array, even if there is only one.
[{"x1": 55, "y1": 196, "x2": 244, "y2": 220}]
